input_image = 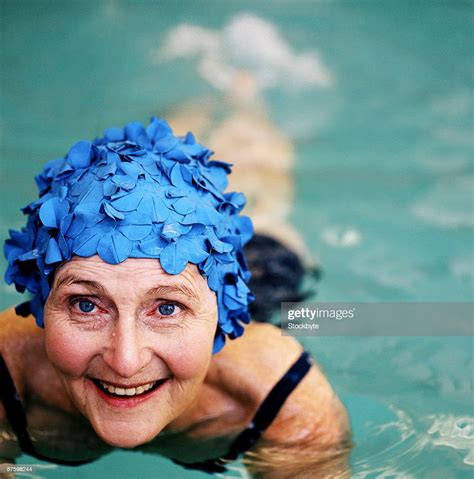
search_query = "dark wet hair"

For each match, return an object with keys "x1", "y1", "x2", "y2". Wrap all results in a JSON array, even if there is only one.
[{"x1": 244, "y1": 234, "x2": 321, "y2": 324}]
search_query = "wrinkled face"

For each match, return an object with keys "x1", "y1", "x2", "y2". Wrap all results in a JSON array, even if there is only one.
[{"x1": 44, "y1": 256, "x2": 218, "y2": 448}]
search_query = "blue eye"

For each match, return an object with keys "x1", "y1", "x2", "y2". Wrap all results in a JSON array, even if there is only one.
[
  {"x1": 158, "y1": 303, "x2": 176, "y2": 316},
  {"x1": 78, "y1": 300, "x2": 95, "y2": 313}
]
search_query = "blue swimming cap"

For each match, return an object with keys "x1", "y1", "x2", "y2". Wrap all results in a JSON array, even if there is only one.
[{"x1": 4, "y1": 118, "x2": 254, "y2": 353}]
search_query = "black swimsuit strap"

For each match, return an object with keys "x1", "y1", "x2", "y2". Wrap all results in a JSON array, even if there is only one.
[
  {"x1": 226, "y1": 350, "x2": 314, "y2": 458},
  {"x1": 0, "y1": 355, "x2": 94, "y2": 466},
  {"x1": 174, "y1": 350, "x2": 314, "y2": 473}
]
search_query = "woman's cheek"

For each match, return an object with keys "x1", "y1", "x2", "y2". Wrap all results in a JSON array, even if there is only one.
[
  {"x1": 163, "y1": 324, "x2": 215, "y2": 381},
  {"x1": 44, "y1": 319, "x2": 95, "y2": 377}
]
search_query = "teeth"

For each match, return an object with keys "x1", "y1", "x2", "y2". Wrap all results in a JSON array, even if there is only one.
[{"x1": 99, "y1": 380, "x2": 157, "y2": 396}]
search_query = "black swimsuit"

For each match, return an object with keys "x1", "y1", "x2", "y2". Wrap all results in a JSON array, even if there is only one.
[{"x1": 0, "y1": 351, "x2": 313, "y2": 474}]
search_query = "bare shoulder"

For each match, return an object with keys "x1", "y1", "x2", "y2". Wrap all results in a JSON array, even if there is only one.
[
  {"x1": 0, "y1": 308, "x2": 28, "y2": 460},
  {"x1": 0, "y1": 307, "x2": 42, "y2": 350},
  {"x1": 221, "y1": 323, "x2": 352, "y2": 472},
  {"x1": 0, "y1": 308, "x2": 44, "y2": 395},
  {"x1": 223, "y1": 322, "x2": 305, "y2": 375},
  {"x1": 0, "y1": 307, "x2": 72, "y2": 412}
]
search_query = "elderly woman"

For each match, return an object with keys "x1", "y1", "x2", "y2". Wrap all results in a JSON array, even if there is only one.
[{"x1": 0, "y1": 118, "x2": 351, "y2": 478}]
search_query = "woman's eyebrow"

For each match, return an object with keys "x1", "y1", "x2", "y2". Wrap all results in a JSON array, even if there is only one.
[
  {"x1": 146, "y1": 284, "x2": 199, "y2": 303},
  {"x1": 54, "y1": 274, "x2": 107, "y2": 296}
]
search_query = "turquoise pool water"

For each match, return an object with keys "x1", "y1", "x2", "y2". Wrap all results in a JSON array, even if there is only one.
[{"x1": 1, "y1": 1, "x2": 472, "y2": 477}]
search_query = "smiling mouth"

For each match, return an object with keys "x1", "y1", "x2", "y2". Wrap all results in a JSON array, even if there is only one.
[{"x1": 91, "y1": 378, "x2": 168, "y2": 398}]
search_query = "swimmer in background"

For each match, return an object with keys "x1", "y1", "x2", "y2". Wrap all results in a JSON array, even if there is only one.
[
  {"x1": 158, "y1": 13, "x2": 333, "y2": 276},
  {"x1": 167, "y1": 70, "x2": 315, "y2": 268}
]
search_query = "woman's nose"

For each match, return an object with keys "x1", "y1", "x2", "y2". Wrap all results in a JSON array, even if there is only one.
[{"x1": 102, "y1": 316, "x2": 151, "y2": 378}]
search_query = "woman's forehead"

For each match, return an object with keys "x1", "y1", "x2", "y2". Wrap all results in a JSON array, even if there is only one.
[{"x1": 53, "y1": 255, "x2": 206, "y2": 293}]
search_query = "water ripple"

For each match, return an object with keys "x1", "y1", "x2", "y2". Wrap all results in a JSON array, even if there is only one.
[{"x1": 351, "y1": 405, "x2": 473, "y2": 477}]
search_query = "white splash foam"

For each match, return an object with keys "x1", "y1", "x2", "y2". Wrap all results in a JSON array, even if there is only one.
[
  {"x1": 427, "y1": 415, "x2": 474, "y2": 466},
  {"x1": 371, "y1": 405, "x2": 418, "y2": 442},
  {"x1": 154, "y1": 13, "x2": 333, "y2": 95}
]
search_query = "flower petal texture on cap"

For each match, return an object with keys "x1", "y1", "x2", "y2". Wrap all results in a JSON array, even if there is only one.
[{"x1": 4, "y1": 118, "x2": 254, "y2": 353}]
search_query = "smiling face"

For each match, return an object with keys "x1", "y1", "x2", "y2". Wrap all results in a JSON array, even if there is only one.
[{"x1": 43, "y1": 255, "x2": 218, "y2": 448}]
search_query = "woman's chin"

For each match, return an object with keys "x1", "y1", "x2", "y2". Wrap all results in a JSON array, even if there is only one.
[
  {"x1": 103, "y1": 435, "x2": 147, "y2": 449},
  {"x1": 98, "y1": 425, "x2": 158, "y2": 449},
  {"x1": 89, "y1": 416, "x2": 161, "y2": 448}
]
